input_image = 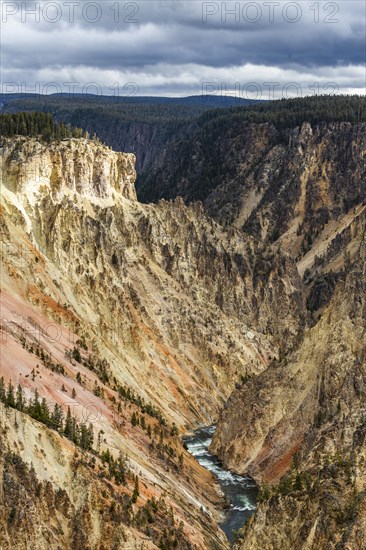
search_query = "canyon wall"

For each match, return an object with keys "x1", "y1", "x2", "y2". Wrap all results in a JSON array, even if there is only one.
[{"x1": 0, "y1": 135, "x2": 304, "y2": 548}]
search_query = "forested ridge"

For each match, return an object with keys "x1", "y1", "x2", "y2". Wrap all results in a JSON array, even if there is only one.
[
  {"x1": 1, "y1": 95, "x2": 209, "y2": 170},
  {"x1": 2, "y1": 95, "x2": 365, "y2": 177},
  {"x1": 197, "y1": 94, "x2": 366, "y2": 129},
  {"x1": 0, "y1": 111, "x2": 88, "y2": 141},
  {"x1": 137, "y1": 95, "x2": 366, "y2": 203},
  {"x1": 3, "y1": 93, "x2": 364, "y2": 131},
  {"x1": 1, "y1": 93, "x2": 253, "y2": 125}
]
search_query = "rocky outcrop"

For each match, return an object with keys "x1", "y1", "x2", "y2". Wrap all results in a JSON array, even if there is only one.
[{"x1": 1, "y1": 136, "x2": 137, "y2": 203}]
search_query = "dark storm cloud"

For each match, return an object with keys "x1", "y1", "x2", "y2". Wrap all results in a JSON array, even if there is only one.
[{"x1": 1, "y1": 0, "x2": 365, "y2": 96}]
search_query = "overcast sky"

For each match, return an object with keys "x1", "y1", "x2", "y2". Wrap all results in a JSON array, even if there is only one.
[{"x1": 1, "y1": 0, "x2": 365, "y2": 98}]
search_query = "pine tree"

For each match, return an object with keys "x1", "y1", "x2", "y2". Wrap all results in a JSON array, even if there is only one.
[
  {"x1": 16, "y1": 384, "x2": 24, "y2": 411},
  {"x1": 72, "y1": 417, "x2": 79, "y2": 445},
  {"x1": 64, "y1": 406, "x2": 73, "y2": 439},
  {"x1": 78, "y1": 423, "x2": 93, "y2": 450},
  {"x1": 72, "y1": 347, "x2": 81, "y2": 363},
  {"x1": 28, "y1": 389, "x2": 43, "y2": 421},
  {"x1": 140, "y1": 415, "x2": 146, "y2": 430},
  {"x1": 19, "y1": 112, "x2": 27, "y2": 135},
  {"x1": 170, "y1": 423, "x2": 178, "y2": 436},
  {"x1": 51, "y1": 403, "x2": 64, "y2": 432},
  {"x1": 0, "y1": 377, "x2": 6, "y2": 402},
  {"x1": 40, "y1": 398, "x2": 50, "y2": 424},
  {"x1": 131, "y1": 475, "x2": 139, "y2": 503},
  {"x1": 114, "y1": 451, "x2": 127, "y2": 484},
  {"x1": 6, "y1": 381, "x2": 16, "y2": 408},
  {"x1": 87, "y1": 423, "x2": 94, "y2": 450},
  {"x1": 97, "y1": 429, "x2": 104, "y2": 454},
  {"x1": 79, "y1": 423, "x2": 88, "y2": 450}
]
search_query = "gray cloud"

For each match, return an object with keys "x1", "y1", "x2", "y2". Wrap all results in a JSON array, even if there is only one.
[{"x1": 1, "y1": 0, "x2": 365, "y2": 96}]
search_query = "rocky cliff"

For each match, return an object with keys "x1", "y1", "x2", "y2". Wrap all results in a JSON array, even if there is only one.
[
  {"x1": 2, "y1": 98, "x2": 365, "y2": 548},
  {"x1": 227, "y1": 236, "x2": 366, "y2": 550},
  {"x1": 137, "y1": 98, "x2": 366, "y2": 291},
  {"x1": 0, "y1": 135, "x2": 305, "y2": 548},
  {"x1": 210, "y1": 203, "x2": 366, "y2": 549}
]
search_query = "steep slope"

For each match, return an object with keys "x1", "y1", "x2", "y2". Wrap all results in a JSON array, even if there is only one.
[
  {"x1": 137, "y1": 96, "x2": 366, "y2": 328},
  {"x1": 0, "y1": 135, "x2": 305, "y2": 548},
  {"x1": 211, "y1": 229, "x2": 366, "y2": 549},
  {"x1": 137, "y1": 96, "x2": 365, "y2": 204},
  {"x1": 0, "y1": 137, "x2": 228, "y2": 549},
  {"x1": 137, "y1": 97, "x2": 366, "y2": 286},
  {"x1": 0, "y1": 136, "x2": 305, "y2": 426}
]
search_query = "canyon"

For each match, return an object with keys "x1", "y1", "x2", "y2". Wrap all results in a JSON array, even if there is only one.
[
  {"x1": 0, "y1": 96, "x2": 365, "y2": 549},
  {"x1": 0, "y1": 133, "x2": 303, "y2": 548}
]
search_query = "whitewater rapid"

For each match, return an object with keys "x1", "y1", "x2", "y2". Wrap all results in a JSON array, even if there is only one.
[{"x1": 184, "y1": 425, "x2": 258, "y2": 543}]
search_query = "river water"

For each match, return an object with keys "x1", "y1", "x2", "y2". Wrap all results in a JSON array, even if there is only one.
[{"x1": 183, "y1": 425, "x2": 258, "y2": 544}]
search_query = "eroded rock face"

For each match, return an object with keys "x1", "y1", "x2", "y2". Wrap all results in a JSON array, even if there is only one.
[
  {"x1": 0, "y1": 136, "x2": 137, "y2": 203},
  {"x1": 138, "y1": 119, "x2": 366, "y2": 283},
  {"x1": 212, "y1": 237, "x2": 366, "y2": 550},
  {"x1": 4, "y1": 132, "x2": 363, "y2": 548},
  {"x1": 0, "y1": 136, "x2": 305, "y2": 428},
  {"x1": 138, "y1": 120, "x2": 366, "y2": 238},
  {"x1": 0, "y1": 408, "x2": 160, "y2": 550},
  {"x1": 0, "y1": 136, "x2": 306, "y2": 548}
]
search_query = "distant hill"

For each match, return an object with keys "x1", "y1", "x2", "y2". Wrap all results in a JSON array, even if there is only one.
[{"x1": 0, "y1": 92, "x2": 257, "y2": 108}]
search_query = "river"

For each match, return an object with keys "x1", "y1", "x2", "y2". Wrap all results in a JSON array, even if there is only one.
[{"x1": 183, "y1": 425, "x2": 258, "y2": 544}]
